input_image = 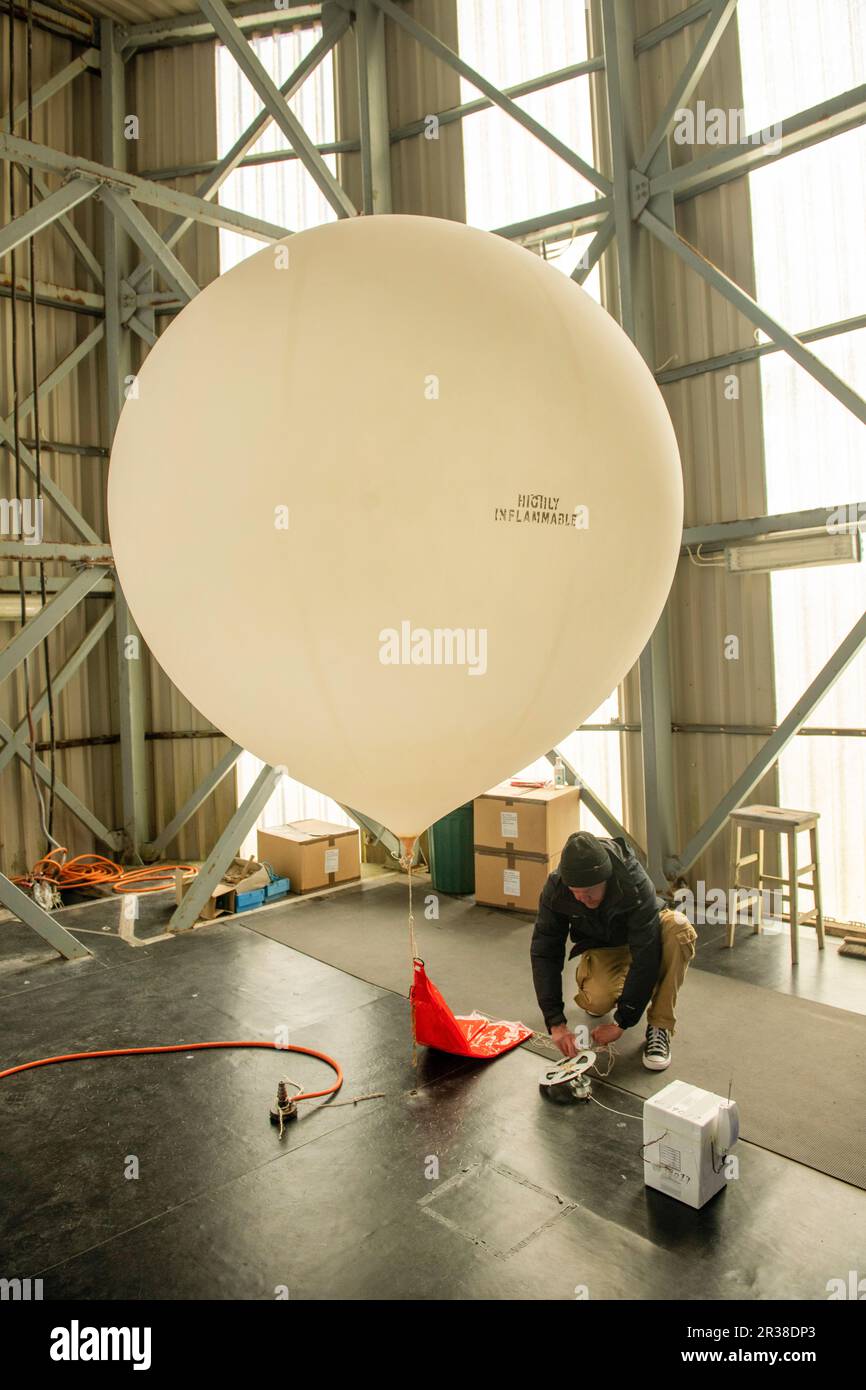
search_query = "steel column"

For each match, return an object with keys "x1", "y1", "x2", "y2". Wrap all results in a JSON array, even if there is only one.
[
  {"x1": 600, "y1": 0, "x2": 641, "y2": 336},
  {"x1": 636, "y1": 618, "x2": 678, "y2": 887},
  {"x1": 101, "y1": 19, "x2": 150, "y2": 861},
  {"x1": 355, "y1": 0, "x2": 392, "y2": 215},
  {"x1": 601, "y1": 0, "x2": 678, "y2": 889}
]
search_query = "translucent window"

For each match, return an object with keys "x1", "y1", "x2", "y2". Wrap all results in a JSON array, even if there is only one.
[{"x1": 737, "y1": 0, "x2": 866, "y2": 923}]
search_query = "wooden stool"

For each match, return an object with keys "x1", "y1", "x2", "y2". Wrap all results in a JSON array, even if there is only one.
[{"x1": 727, "y1": 805, "x2": 825, "y2": 965}]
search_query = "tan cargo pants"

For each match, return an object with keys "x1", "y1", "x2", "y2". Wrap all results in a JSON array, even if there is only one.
[{"x1": 573, "y1": 908, "x2": 696, "y2": 1035}]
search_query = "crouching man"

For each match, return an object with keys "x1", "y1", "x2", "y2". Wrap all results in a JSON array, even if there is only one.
[{"x1": 530, "y1": 830, "x2": 696, "y2": 1070}]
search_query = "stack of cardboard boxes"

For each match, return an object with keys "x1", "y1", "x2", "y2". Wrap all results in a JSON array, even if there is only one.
[{"x1": 474, "y1": 782, "x2": 581, "y2": 912}]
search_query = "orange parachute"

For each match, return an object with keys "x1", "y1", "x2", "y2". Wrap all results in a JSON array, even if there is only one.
[{"x1": 410, "y1": 959, "x2": 532, "y2": 1059}]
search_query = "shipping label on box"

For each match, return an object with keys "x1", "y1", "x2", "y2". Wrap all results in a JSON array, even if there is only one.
[
  {"x1": 500, "y1": 810, "x2": 519, "y2": 839},
  {"x1": 324, "y1": 847, "x2": 340, "y2": 874},
  {"x1": 503, "y1": 867, "x2": 521, "y2": 896}
]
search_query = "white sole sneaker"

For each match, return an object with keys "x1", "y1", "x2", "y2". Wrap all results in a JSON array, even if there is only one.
[
  {"x1": 643, "y1": 1028, "x2": 672, "y2": 1070},
  {"x1": 642, "y1": 1050, "x2": 671, "y2": 1071}
]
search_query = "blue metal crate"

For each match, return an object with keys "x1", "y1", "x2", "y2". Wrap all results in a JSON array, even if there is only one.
[
  {"x1": 235, "y1": 887, "x2": 266, "y2": 913},
  {"x1": 264, "y1": 877, "x2": 290, "y2": 900}
]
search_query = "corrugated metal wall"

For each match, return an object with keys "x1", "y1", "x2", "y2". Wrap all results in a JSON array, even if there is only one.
[
  {"x1": 1, "y1": 20, "x2": 233, "y2": 877},
  {"x1": 1, "y1": 17, "x2": 113, "y2": 879},
  {"x1": 588, "y1": 0, "x2": 779, "y2": 894}
]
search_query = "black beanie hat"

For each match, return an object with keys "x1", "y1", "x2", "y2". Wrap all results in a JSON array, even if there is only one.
[{"x1": 559, "y1": 831, "x2": 612, "y2": 888}]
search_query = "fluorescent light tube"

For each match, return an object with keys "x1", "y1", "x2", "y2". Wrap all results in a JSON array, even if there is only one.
[{"x1": 725, "y1": 530, "x2": 862, "y2": 574}]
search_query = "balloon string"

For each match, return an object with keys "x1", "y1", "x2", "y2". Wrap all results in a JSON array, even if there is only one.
[
  {"x1": 407, "y1": 855, "x2": 418, "y2": 961},
  {"x1": 402, "y1": 849, "x2": 419, "y2": 1070}
]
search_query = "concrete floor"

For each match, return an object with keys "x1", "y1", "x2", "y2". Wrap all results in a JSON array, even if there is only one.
[{"x1": 1, "y1": 888, "x2": 864, "y2": 1300}]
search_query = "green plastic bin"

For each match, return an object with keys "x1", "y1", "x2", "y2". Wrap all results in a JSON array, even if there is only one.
[{"x1": 428, "y1": 802, "x2": 475, "y2": 895}]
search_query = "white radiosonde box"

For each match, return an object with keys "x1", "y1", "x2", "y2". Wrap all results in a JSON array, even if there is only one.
[{"x1": 643, "y1": 1079, "x2": 740, "y2": 1209}]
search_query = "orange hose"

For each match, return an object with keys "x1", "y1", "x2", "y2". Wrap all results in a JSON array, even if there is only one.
[
  {"x1": 0, "y1": 1041, "x2": 343, "y2": 1104},
  {"x1": 11, "y1": 848, "x2": 198, "y2": 893},
  {"x1": 110, "y1": 865, "x2": 198, "y2": 894}
]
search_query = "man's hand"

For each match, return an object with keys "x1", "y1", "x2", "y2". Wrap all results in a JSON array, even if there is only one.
[
  {"x1": 550, "y1": 1023, "x2": 579, "y2": 1058},
  {"x1": 591, "y1": 1022, "x2": 623, "y2": 1047}
]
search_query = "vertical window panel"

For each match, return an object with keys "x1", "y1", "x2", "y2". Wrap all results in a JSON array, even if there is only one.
[{"x1": 738, "y1": 0, "x2": 866, "y2": 923}]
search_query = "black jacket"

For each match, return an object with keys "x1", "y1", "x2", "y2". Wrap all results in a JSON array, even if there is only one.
[{"x1": 530, "y1": 836, "x2": 663, "y2": 1031}]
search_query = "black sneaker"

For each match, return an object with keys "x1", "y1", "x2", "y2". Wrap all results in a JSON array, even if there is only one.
[{"x1": 642, "y1": 1025, "x2": 671, "y2": 1071}]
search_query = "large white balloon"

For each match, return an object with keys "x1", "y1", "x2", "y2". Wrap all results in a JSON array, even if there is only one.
[{"x1": 108, "y1": 215, "x2": 682, "y2": 840}]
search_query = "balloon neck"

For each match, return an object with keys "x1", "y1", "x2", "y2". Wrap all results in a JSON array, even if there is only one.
[{"x1": 399, "y1": 834, "x2": 418, "y2": 870}]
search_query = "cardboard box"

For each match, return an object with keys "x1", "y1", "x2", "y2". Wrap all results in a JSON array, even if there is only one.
[
  {"x1": 257, "y1": 820, "x2": 361, "y2": 894},
  {"x1": 474, "y1": 782, "x2": 580, "y2": 858},
  {"x1": 474, "y1": 848, "x2": 555, "y2": 913},
  {"x1": 174, "y1": 857, "x2": 271, "y2": 924}
]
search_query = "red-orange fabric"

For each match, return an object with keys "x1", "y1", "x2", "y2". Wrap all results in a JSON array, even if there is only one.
[{"x1": 410, "y1": 960, "x2": 532, "y2": 1058}]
